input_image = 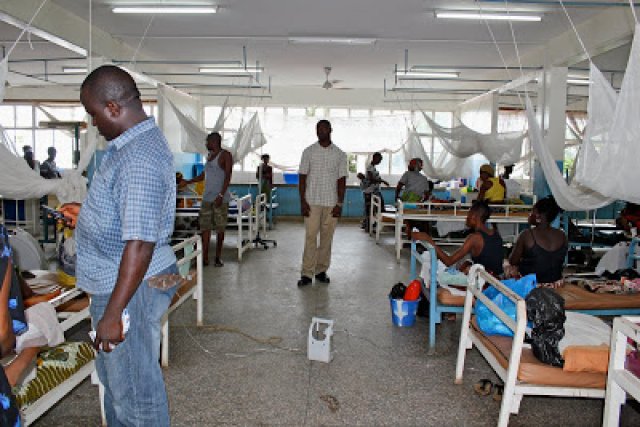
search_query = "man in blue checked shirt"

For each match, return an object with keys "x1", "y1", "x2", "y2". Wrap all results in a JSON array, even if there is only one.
[{"x1": 61, "y1": 65, "x2": 177, "y2": 426}]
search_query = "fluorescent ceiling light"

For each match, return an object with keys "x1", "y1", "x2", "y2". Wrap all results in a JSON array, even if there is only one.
[
  {"x1": 435, "y1": 11, "x2": 542, "y2": 22},
  {"x1": 112, "y1": 6, "x2": 218, "y2": 14},
  {"x1": 567, "y1": 79, "x2": 591, "y2": 85},
  {"x1": 288, "y1": 37, "x2": 376, "y2": 45},
  {"x1": 396, "y1": 70, "x2": 460, "y2": 79},
  {"x1": 199, "y1": 67, "x2": 263, "y2": 74},
  {"x1": 62, "y1": 67, "x2": 88, "y2": 74},
  {"x1": 568, "y1": 73, "x2": 589, "y2": 79}
]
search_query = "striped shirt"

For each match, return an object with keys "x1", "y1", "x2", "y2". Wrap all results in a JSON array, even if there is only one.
[
  {"x1": 75, "y1": 117, "x2": 176, "y2": 295},
  {"x1": 299, "y1": 141, "x2": 348, "y2": 207}
]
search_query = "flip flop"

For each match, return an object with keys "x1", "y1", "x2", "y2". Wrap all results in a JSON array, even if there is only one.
[
  {"x1": 473, "y1": 379, "x2": 493, "y2": 396},
  {"x1": 492, "y1": 384, "x2": 504, "y2": 402}
]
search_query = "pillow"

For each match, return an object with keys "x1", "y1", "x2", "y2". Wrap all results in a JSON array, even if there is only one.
[{"x1": 563, "y1": 345, "x2": 610, "y2": 373}]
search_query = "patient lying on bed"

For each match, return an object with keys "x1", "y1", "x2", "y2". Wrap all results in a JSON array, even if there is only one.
[
  {"x1": 415, "y1": 201, "x2": 504, "y2": 277},
  {"x1": 508, "y1": 196, "x2": 568, "y2": 288}
]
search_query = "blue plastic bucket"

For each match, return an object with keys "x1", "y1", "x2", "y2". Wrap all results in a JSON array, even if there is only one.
[
  {"x1": 389, "y1": 297, "x2": 420, "y2": 327},
  {"x1": 283, "y1": 172, "x2": 299, "y2": 185}
]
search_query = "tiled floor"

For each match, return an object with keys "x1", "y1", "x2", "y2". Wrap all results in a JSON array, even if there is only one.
[{"x1": 36, "y1": 222, "x2": 640, "y2": 426}]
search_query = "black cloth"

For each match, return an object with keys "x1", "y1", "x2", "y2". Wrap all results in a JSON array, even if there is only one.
[
  {"x1": 519, "y1": 230, "x2": 568, "y2": 283},
  {"x1": 472, "y1": 230, "x2": 504, "y2": 275},
  {"x1": 525, "y1": 288, "x2": 566, "y2": 367},
  {"x1": 40, "y1": 159, "x2": 60, "y2": 179}
]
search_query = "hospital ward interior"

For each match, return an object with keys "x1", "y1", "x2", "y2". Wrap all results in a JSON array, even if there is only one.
[{"x1": 3, "y1": 0, "x2": 640, "y2": 426}]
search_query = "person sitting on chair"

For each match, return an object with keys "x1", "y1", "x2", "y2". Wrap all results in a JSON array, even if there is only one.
[
  {"x1": 395, "y1": 158, "x2": 432, "y2": 203},
  {"x1": 508, "y1": 196, "x2": 568, "y2": 288},
  {"x1": 616, "y1": 202, "x2": 640, "y2": 235},
  {"x1": 477, "y1": 164, "x2": 506, "y2": 204},
  {"x1": 415, "y1": 201, "x2": 504, "y2": 277}
]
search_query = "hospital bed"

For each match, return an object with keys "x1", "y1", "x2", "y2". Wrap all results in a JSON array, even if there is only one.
[
  {"x1": 373, "y1": 198, "x2": 532, "y2": 261},
  {"x1": 176, "y1": 193, "x2": 266, "y2": 261},
  {"x1": 409, "y1": 239, "x2": 464, "y2": 354},
  {"x1": 17, "y1": 284, "x2": 96, "y2": 425},
  {"x1": 603, "y1": 316, "x2": 640, "y2": 426},
  {"x1": 455, "y1": 265, "x2": 606, "y2": 427},
  {"x1": 409, "y1": 236, "x2": 640, "y2": 353},
  {"x1": 161, "y1": 235, "x2": 203, "y2": 367}
]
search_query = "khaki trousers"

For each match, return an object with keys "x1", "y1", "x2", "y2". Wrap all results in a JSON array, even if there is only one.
[{"x1": 301, "y1": 205, "x2": 338, "y2": 278}]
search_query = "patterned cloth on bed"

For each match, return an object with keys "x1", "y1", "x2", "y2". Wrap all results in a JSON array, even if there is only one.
[{"x1": 13, "y1": 342, "x2": 95, "y2": 409}]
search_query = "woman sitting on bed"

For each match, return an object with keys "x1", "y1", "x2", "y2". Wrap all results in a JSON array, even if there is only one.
[
  {"x1": 416, "y1": 201, "x2": 504, "y2": 277},
  {"x1": 508, "y1": 196, "x2": 568, "y2": 288}
]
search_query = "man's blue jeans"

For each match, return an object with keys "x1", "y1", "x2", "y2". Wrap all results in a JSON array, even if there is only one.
[{"x1": 90, "y1": 265, "x2": 178, "y2": 427}]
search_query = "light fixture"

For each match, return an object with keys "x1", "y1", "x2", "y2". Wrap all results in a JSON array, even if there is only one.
[
  {"x1": 112, "y1": 6, "x2": 218, "y2": 14},
  {"x1": 435, "y1": 11, "x2": 542, "y2": 22},
  {"x1": 62, "y1": 67, "x2": 88, "y2": 74},
  {"x1": 396, "y1": 70, "x2": 460, "y2": 79},
  {"x1": 288, "y1": 37, "x2": 376, "y2": 45},
  {"x1": 567, "y1": 79, "x2": 591, "y2": 85},
  {"x1": 199, "y1": 67, "x2": 263, "y2": 74}
]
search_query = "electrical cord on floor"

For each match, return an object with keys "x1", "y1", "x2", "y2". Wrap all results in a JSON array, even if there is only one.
[{"x1": 179, "y1": 324, "x2": 302, "y2": 358}]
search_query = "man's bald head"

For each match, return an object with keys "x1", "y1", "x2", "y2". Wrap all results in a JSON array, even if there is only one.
[{"x1": 81, "y1": 65, "x2": 141, "y2": 107}]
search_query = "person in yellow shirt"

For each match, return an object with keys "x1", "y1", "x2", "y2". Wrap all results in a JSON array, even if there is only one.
[{"x1": 477, "y1": 164, "x2": 506, "y2": 204}]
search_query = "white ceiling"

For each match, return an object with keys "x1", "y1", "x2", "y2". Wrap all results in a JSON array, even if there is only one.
[{"x1": 0, "y1": 0, "x2": 636, "y2": 107}]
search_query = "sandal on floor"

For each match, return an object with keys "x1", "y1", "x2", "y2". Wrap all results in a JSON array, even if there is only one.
[
  {"x1": 473, "y1": 379, "x2": 493, "y2": 396},
  {"x1": 214, "y1": 258, "x2": 224, "y2": 267},
  {"x1": 492, "y1": 384, "x2": 504, "y2": 402}
]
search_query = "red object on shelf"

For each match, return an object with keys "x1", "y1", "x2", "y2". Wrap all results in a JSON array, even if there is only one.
[{"x1": 404, "y1": 279, "x2": 421, "y2": 301}]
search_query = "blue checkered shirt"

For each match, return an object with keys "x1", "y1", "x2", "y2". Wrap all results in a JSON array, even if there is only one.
[{"x1": 75, "y1": 117, "x2": 176, "y2": 295}]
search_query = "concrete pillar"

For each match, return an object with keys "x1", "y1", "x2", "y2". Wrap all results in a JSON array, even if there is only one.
[{"x1": 534, "y1": 66, "x2": 567, "y2": 200}]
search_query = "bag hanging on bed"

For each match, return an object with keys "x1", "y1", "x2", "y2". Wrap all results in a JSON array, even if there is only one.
[
  {"x1": 476, "y1": 274, "x2": 537, "y2": 337},
  {"x1": 525, "y1": 288, "x2": 566, "y2": 367}
]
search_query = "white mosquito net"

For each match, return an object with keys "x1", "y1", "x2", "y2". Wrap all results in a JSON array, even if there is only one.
[
  {"x1": 420, "y1": 110, "x2": 526, "y2": 165},
  {"x1": 402, "y1": 129, "x2": 473, "y2": 180},
  {"x1": 525, "y1": 98, "x2": 615, "y2": 211},
  {"x1": 572, "y1": 24, "x2": 640, "y2": 204}
]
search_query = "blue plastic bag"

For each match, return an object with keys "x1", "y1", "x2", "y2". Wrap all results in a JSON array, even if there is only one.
[{"x1": 476, "y1": 274, "x2": 537, "y2": 337}]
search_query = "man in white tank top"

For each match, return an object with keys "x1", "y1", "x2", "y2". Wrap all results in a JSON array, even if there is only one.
[{"x1": 183, "y1": 132, "x2": 233, "y2": 266}]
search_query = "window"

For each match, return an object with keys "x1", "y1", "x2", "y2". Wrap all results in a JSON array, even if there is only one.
[{"x1": 201, "y1": 104, "x2": 455, "y2": 176}]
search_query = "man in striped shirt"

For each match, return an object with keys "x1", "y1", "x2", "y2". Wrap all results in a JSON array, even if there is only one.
[{"x1": 297, "y1": 120, "x2": 348, "y2": 287}]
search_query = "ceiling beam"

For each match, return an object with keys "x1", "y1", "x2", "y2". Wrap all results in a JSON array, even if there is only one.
[{"x1": 0, "y1": 0, "x2": 148, "y2": 66}]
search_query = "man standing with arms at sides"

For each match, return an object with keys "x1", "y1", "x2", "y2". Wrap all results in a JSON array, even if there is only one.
[
  {"x1": 297, "y1": 120, "x2": 348, "y2": 287},
  {"x1": 182, "y1": 132, "x2": 232, "y2": 267},
  {"x1": 60, "y1": 65, "x2": 177, "y2": 426},
  {"x1": 256, "y1": 153, "x2": 273, "y2": 199}
]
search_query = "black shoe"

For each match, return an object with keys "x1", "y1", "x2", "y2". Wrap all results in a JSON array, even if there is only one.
[
  {"x1": 315, "y1": 272, "x2": 330, "y2": 284},
  {"x1": 297, "y1": 276, "x2": 312, "y2": 287}
]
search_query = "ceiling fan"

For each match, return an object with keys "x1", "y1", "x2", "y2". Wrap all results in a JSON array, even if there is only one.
[{"x1": 321, "y1": 66, "x2": 352, "y2": 90}]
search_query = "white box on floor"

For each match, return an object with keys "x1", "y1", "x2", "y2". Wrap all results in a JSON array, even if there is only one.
[{"x1": 308, "y1": 317, "x2": 334, "y2": 363}]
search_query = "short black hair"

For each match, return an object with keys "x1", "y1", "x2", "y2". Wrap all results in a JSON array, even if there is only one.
[
  {"x1": 471, "y1": 200, "x2": 492, "y2": 223},
  {"x1": 373, "y1": 152, "x2": 383, "y2": 160},
  {"x1": 261, "y1": 154, "x2": 270, "y2": 161},
  {"x1": 47, "y1": 147, "x2": 56, "y2": 155},
  {"x1": 535, "y1": 196, "x2": 562, "y2": 223},
  {"x1": 206, "y1": 132, "x2": 222, "y2": 144},
  {"x1": 81, "y1": 65, "x2": 141, "y2": 106},
  {"x1": 317, "y1": 119, "x2": 331, "y2": 128}
]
